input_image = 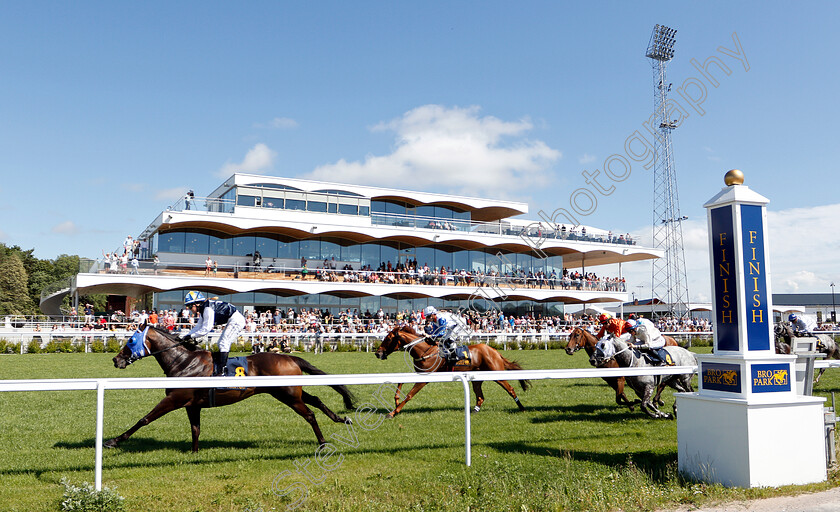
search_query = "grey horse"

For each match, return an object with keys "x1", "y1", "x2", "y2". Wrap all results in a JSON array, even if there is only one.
[
  {"x1": 591, "y1": 337, "x2": 696, "y2": 419},
  {"x1": 776, "y1": 321, "x2": 839, "y2": 384}
]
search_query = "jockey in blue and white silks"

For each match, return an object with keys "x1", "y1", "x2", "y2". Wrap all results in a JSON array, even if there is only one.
[
  {"x1": 626, "y1": 318, "x2": 666, "y2": 365},
  {"x1": 181, "y1": 290, "x2": 246, "y2": 375},
  {"x1": 423, "y1": 306, "x2": 468, "y2": 361},
  {"x1": 628, "y1": 318, "x2": 666, "y2": 349},
  {"x1": 789, "y1": 313, "x2": 817, "y2": 337}
]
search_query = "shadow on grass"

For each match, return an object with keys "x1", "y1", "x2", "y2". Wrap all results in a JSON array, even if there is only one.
[
  {"x1": 529, "y1": 403, "x2": 646, "y2": 424},
  {"x1": 487, "y1": 440, "x2": 675, "y2": 474},
  {"x1": 9, "y1": 435, "x2": 461, "y2": 477}
]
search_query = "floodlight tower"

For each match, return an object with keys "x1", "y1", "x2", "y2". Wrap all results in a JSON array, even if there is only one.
[{"x1": 646, "y1": 24, "x2": 690, "y2": 319}]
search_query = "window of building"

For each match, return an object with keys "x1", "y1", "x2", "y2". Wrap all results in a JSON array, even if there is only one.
[
  {"x1": 299, "y1": 239, "x2": 321, "y2": 261},
  {"x1": 184, "y1": 232, "x2": 209, "y2": 254},
  {"x1": 233, "y1": 236, "x2": 255, "y2": 257},
  {"x1": 208, "y1": 235, "x2": 233, "y2": 256},
  {"x1": 285, "y1": 199, "x2": 306, "y2": 210},
  {"x1": 236, "y1": 195, "x2": 260, "y2": 207},
  {"x1": 255, "y1": 236, "x2": 278, "y2": 259},
  {"x1": 341, "y1": 244, "x2": 361, "y2": 263},
  {"x1": 277, "y1": 240, "x2": 300, "y2": 260},
  {"x1": 338, "y1": 203, "x2": 358, "y2": 215},
  {"x1": 157, "y1": 231, "x2": 185, "y2": 253},
  {"x1": 307, "y1": 201, "x2": 328, "y2": 213}
]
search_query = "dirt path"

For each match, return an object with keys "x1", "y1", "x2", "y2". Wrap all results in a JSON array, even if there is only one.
[{"x1": 661, "y1": 487, "x2": 840, "y2": 511}]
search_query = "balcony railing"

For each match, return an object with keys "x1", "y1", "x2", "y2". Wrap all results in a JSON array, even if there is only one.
[
  {"x1": 155, "y1": 196, "x2": 637, "y2": 246},
  {"x1": 370, "y1": 212, "x2": 638, "y2": 245}
]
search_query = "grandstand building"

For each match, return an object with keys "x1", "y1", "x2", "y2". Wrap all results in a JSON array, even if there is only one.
[{"x1": 61, "y1": 174, "x2": 661, "y2": 318}]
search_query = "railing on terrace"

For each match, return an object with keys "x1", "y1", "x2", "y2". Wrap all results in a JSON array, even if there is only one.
[
  {"x1": 156, "y1": 195, "x2": 637, "y2": 246},
  {"x1": 81, "y1": 260, "x2": 628, "y2": 292},
  {"x1": 370, "y1": 212, "x2": 638, "y2": 245}
]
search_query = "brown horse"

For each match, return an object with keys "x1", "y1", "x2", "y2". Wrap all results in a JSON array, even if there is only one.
[
  {"x1": 565, "y1": 327, "x2": 679, "y2": 410},
  {"x1": 107, "y1": 325, "x2": 355, "y2": 451},
  {"x1": 374, "y1": 325, "x2": 530, "y2": 417}
]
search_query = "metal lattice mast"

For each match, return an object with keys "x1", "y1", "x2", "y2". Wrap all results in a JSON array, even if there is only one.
[{"x1": 646, "y1": 24, "x2": 689, "y2": 319}]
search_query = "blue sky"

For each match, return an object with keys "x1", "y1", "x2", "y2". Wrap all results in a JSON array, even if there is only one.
[{"x1": 1, "y1": 2, "x2": 838, "y2": 301}]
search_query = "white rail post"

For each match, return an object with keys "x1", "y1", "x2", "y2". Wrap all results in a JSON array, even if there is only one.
[
  {"x1": 458, "y1": 374, "x2": 471, "y2": 466},
  {"x1": 95, "y1": 380, "x2": 105, "y2": 491}
]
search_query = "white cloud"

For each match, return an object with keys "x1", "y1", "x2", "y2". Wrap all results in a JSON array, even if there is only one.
[
  {"x1": 51, "y1": 221, "x2": 79, "y2": 235},
  {"x1": 155, "y1": 188, "x2": 190, "y2": 202},
  {"x1": 217, "y1": 143, "x2": 278, "y2": 178},
  {"x1": 578, "y1": 153, "x2": 597, "y2": 164},
  {"x1": 255, "y1": 117, "x2": 298, "y2": 129},
  {"x1": 121, "y1": 183, "x2": 145, "y2": 193},
  {"x1": 304, "y1": 105, "x2": 561, "y2": 197},
  {"x1": 619, "y1": 202, "x2": 840, "y2": 303},
  {"x1": 0, "y1": 228, "x2": 7, "y2": 241}
]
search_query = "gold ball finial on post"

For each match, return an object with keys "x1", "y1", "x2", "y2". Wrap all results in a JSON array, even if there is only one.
[{"x1": 724, "y1": 169, "x2": 744, "y2": 186}]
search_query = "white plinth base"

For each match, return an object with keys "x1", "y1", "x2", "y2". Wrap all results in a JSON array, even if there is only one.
[{"x1": 677, "y1": 393, "x2": 826, "y2": 488}]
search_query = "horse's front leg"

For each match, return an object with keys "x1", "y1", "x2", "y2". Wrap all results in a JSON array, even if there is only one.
[
  {"x1": 388, "y1": 382, "x2": 428, "y2": 418},
  {"x1": 815, "y1": 368, "x2": 826, "y2": 384},
  {"x1": 104, "y1": 392, "x2": 189, "y2": 449}
]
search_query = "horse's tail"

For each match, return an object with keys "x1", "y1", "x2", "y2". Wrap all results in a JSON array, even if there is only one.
[
  {"x1": 501, "y1": 357, "x2": 531, "y2": 391},
  {"x1": 290, "y1": 356, "x2": 357, "y2": 410}
]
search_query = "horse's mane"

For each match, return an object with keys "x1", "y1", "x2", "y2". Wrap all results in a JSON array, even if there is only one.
[
  {"x1": 147, "y1": 324, "x2": 202, "y2": 351},
  {"x1": 398, "y1": 324, "x2": 419, "y2": 336}
]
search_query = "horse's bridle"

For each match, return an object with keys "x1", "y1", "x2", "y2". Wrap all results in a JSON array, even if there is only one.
[
  {"x1": 593, "y1": 338, "x2": 632, "y2": 365},
  {"x1": 124, "y1": 328, "x2": 192, "y2": 365}
]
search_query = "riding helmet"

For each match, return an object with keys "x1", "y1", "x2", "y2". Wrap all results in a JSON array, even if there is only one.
[
  {"x1": 788, "y1": 313, "x2": 798, "y2": 322},
  {"x1": 424, "y1": 306, "x2": 438, "y2": 317},
  {"x1": 184, "y1": 290, "x2": 207, "y2": 306}
]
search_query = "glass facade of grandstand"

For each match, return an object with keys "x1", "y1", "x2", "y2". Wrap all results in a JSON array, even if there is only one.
[{"x1": 69, "y1": 174, "x2": 654, "y2": 320}]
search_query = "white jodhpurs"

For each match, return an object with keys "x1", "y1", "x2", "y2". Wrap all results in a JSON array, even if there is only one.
[{"x1": 217, "y1": 311, "x2": 246, "y2": 352}]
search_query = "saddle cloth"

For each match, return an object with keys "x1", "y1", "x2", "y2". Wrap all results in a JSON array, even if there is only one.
[
  {"x1": 638, "y1": 348, "x2": 675, "y2": 366},
  {"x1": 223, "y1": 356, "x2": 249, "y2": 377},
  {"x1": 209, "y1": 356, "x2": 249, "y2": 406},
  {"x1": 449, "y1": 345, "x2": 471, "y2": 369}
]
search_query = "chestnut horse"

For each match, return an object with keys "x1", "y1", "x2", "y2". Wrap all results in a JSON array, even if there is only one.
[
  {"x1": 107, "y1": 325, "x2": 355, "y2": 451},
  {"x1": 375, "y1": 325, "x2": 530, "y2": 417},
  {"x1": 564, "y1": 327, "x2": 679, "y2": 410}
]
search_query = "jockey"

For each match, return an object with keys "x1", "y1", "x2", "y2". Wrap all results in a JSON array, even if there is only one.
[
  {"x1": 181, "y1": 291, "x2": 246, "y2": 376},
  {"x1": 423, "y1": 306, "x2": 463, "y2": 362},
  {"x1": 627, "y1": 318, "x2": 666, "y2": 365},
  {"x1": 595, "y1": 313, "x2": 633, "y2": 343},
  {"x1": 789, "y1": 313, "x2": 817, "y2": 337}
]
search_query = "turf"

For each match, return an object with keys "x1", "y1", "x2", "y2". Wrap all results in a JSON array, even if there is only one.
[{"x1": 0, "y1": 348, "x2": 838, "y2": 512}]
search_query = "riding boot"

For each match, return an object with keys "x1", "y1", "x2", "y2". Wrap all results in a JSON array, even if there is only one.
[
  {"x1": 444, "y1": 341, "x2": 457, "y2": 362},
  {"x1": 214, "y1": 351, "x2": 229, "y2": 376}
]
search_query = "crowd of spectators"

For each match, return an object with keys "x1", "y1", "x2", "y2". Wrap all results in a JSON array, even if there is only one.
[{"x1": 307, "y1": 259, "x2": 627, "y2": 292}]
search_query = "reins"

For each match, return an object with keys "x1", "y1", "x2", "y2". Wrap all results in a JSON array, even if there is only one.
[
  {"x1": 126, "y1": 328, "x2": 192, "y2": 365},
  {"x1": 400, "y1": 334, "x2": 439, "y2": 361}
]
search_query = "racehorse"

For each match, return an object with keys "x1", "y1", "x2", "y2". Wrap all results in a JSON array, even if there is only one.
[
  {"x1": 776, "y1": 321, "x2": 840, "y2": 383},
  {"x1": 374, "y1": 325, "x2": 530, "y2": 417},
  {"x1": 107, "y1": 324, "x2": 356, "y2": 451},
  {"x1": 590, "y1": 336, "x2": 696, "y2": 419},
  {"x1": 565, "y1": 327, "x2": 679, "y2": 410},
  {"x1": 773, "y1": 323, "x2": 792, "y2": 354}
]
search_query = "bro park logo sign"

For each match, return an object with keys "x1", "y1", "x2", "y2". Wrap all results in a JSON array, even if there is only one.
[
  {"x1": 751, "y1": 363, "x2": 791, "y2": 393},
  {"x1": 702, "y1": 362, "x2": 741, "y2": 393}
]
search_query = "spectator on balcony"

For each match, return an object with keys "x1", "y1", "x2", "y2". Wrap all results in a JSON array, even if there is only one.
[{"x1": 205, "y1": 256, "x2": 213, "y2": 277}]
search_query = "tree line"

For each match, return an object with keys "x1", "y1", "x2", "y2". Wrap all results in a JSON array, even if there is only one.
[{"x1": 0, "y1": 243, "x2": 106, "y2": 316}]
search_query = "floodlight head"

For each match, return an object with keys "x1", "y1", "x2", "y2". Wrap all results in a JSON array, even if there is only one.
[{"x1": 646, "y1": 24, "x2": 677, "y2": 61}]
